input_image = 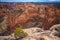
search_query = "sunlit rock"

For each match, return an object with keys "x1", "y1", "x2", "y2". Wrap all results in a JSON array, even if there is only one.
[{"x1": 50, "y1": 24, "x2": 60, "y2": 37}]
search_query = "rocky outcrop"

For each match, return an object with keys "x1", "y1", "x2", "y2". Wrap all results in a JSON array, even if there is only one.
[
  {"x1": 22, "y1": 27, "x2": 60, "y2": 40},
  {"x1": 50, "y1": 24, "x2": 60, "y2": 37},
  {"x1": 0, "y1": 24, "x2": 60, "y2": 40}
]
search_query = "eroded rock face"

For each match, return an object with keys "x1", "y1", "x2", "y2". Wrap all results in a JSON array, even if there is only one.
[
  {"x1": 0, "y1": 14, "x2": 9, "y2": 36},
  {"x1": 50, "y1": 24, "x2": 60, "y2": 37},
  {"x1": 0, "y1": 3, "x2": 60, "y2": 30},
  {"x1": 0, "y1": 3, "x2": 60, "y2": 35}
]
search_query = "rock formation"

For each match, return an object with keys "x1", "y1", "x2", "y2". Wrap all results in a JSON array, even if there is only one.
[{"x1": 0, "y1": 3, "x2": 60, "y2": 32}]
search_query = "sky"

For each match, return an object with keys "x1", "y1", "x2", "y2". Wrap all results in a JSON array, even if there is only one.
[{"x1": 0, "y1": 0, "x2": 60, "y2": 2}]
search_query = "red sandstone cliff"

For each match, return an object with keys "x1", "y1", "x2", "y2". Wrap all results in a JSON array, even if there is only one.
[{"x1": 0, "y1": 3, "x2": 60, "y2": 32}]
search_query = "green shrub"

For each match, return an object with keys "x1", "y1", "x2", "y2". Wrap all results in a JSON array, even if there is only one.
[{"x1": 14, "y1": 27, "x2": 27, "y2": 39}]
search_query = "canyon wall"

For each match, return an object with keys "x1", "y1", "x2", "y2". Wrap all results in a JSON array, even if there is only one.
[{"x1": 0, "y1": 3, "x2": 60, "y2": 32}]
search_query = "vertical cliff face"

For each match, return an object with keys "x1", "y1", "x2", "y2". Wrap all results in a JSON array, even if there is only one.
[{"x1": 0, "y1": 3, "x2": 60, "y2": 32}]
